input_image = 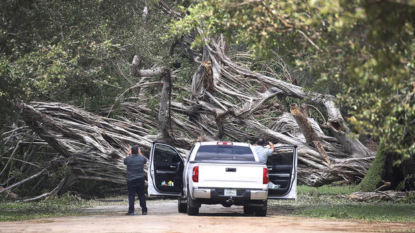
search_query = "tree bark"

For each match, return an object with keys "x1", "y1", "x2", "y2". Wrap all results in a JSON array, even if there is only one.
[
  {"x1": 130, "y1": 55, "x2": 172, "y2": 141},
  {"x1": 158, "y1": 69, "x2": 172, "y2": 140},
  {"x1": 290, "y1": 103, "x2": 331, "y2": 165}
]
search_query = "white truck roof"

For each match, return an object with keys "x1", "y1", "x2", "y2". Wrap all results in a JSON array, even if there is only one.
[{"x1": 198, "y1": 141, "x2": 251, "y2": 147}]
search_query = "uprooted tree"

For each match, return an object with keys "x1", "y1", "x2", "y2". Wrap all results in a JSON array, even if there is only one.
[
  {"x1": 1, "y1": 33, "x2": 377, "y2": 200},
  {"x1": 2, "y1": 0, "x2": 414, "y2": 203}
]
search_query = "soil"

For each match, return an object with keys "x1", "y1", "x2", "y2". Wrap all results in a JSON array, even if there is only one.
[{"x1": 1, "y1": 199, "x2": 414, "y2": 233}]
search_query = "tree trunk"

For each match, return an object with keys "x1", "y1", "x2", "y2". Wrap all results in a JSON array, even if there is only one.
[
  {"x1": 290, "y1": 103, "x2": 331, "y2": 166},
  {"x1": 158, "y1": 69, "x2": 172, "y2": 140},
  {"x1": 357, "y1": 140, "x2": 386, "y2": 192}
]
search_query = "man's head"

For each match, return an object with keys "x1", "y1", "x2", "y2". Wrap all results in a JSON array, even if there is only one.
[
  {"x1": 256, "y1": 138, "x2": 266, "y2": 146},
  {"x1": 131, "y1": 145, "x2": 139, "y2": 154}
]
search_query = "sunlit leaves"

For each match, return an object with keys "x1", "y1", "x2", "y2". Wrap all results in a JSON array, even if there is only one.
[
  {"x1": 168, "y1": 0, "x2": 316, "y2": 57},
  {"x1": 6, "y1": 37, "x2": 117, "y2": 100}
]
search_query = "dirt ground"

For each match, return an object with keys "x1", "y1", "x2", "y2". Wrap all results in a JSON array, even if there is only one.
[{"x1": 1, "y1": 199, "x2": 414, "y2": 233}]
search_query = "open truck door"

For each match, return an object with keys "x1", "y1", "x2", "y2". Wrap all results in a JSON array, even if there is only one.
[
  {"x1": 267, "y1": 146, "x2": 298, "y2": 200},
  {"x1": 148, "y1": 142, "x2": 184, "y2": 197}
]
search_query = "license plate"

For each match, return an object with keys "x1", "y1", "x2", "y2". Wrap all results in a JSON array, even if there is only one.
[{"x1": 224, "y1": 189, "x2": 237, "y2": 196}]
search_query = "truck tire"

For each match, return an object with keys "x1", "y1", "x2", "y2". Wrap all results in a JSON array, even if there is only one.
[
  {"x1": 255, "y1": 200, "x2": 267, "y2": 217},
  {"x1": 243, "y1": 206, "x2": 255, "y2": 215},
  {"x1": 187, "y1": 191, "x2": 199, "y2": 216},
  {"x1": 178, "y1": 197, "x2": 187, "y2": 213}
]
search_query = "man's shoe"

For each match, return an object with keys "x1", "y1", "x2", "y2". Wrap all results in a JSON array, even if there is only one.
[
  {"x1": 142, "y1": 211, "x2": 147, "y2": 215},
  {"x1": 125, "y1": 212, "x2": 134, "y2": 216}
]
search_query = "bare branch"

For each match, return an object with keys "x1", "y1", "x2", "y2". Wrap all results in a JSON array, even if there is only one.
[
  {"x1": 1, "y1": 157, "x2": 41, "y2": 168},
  {"x1": 297, "y1": 30, "x2": 321, "y2": 51},
  {"x1": 22, "y1": 176, "x2": 66, "y2": 202},
  {"x1": 0, "y1": 168, "x2": 47, "y2": 195},
  {"x1": 0, "y1": 141, "x2": 21, "y2": 177}
]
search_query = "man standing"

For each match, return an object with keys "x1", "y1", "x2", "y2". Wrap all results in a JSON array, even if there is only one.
[
  {"x1": 124, "y1": 145, "x2": 148, "y2": 216},
  {"x1": 253, "y1": 138, "x2": 275, "y2": 164}
]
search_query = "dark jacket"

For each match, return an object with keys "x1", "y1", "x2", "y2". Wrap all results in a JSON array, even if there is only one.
[{"x1": 124, "y1": 154, "x2": 147, "y2": 181}]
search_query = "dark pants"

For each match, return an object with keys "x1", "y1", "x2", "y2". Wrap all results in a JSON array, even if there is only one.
[{"x1": 127, "y1": 177, "x2": 147, "y2": 214}]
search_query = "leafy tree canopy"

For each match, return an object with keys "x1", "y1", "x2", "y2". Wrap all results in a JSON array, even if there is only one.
[{"x1": 0, "y1": 0, "x2": 174, "y2": 127}]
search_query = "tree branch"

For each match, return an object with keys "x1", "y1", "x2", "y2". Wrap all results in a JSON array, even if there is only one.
[{"x1": 0, "y1": 168, "x2": 47, "y2": 195}]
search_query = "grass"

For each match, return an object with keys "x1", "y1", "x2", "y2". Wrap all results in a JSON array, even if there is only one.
[
  {"x1": 0, "y1": 193, "x2": 95, "y2": 222},
  {"x1": 0, "y1": 194, "x2": 169, "y2": 222},
  {"x1": 298, "y1": 203, "x2": 415, "y2": 222},
  {"x1": 269, "y1": 185, "x2": 415, "y2": 222},
  {"x1": 1, "y1": 185, "x2": 414, "y2": 223}
]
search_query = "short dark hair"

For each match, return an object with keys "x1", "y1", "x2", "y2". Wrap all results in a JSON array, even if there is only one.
[
  {"x1": 256, "y1": 138, "x2": 265, "y2": 146},
  {"x1": 131, "y1": 145, "x2": 139, "y2": 154}
]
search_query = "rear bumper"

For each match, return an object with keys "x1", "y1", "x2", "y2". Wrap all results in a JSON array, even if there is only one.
[{"x1": 193, "y1": 188, "x2": 268, "y2": 200}]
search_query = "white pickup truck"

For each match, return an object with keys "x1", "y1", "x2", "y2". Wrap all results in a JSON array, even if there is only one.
[{"x1": 147, "y1": 141, "x2": 298, "y2": 216}]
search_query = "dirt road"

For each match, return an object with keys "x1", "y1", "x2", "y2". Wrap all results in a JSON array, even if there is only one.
[{"x1": 1, "y1": 199, "x2": 414, "y2": 233}]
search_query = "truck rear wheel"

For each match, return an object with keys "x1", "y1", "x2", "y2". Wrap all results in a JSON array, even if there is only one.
[
  {"x1": 187, "y1": 191, "x2": 199, "y2": 216},
  {"x1": 243, "y1": 206, "x2": 255, "y2": 215},
  {"x1": 255, "y1": 200, "x2": 267, "y2": 217},
  {"x1": 178, "y1": 197, "x2": 187, "y2": 213}
]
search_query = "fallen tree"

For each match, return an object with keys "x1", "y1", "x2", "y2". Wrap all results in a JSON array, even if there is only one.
[
  {"x1": 0, "y1": 33, "x2": 378, "y2": 200},
  {"x1": 0, "y1": 0, "x2": 383, "y2": 198}
]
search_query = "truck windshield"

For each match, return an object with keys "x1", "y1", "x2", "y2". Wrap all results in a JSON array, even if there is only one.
[{"x1": 195, "y1": 145, "x2": 255, "y2": 161}]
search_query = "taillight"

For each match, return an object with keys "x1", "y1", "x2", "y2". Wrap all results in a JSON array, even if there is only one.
[
  {"x1": 217, "y1": 141, "x2": 233, "y2": 146},
  {"x1": 192, "y1": 166, "x2": 199, "y2": 182},
  {"x1": 263, "y1": 168, "x2": 269, "y2": 184}
]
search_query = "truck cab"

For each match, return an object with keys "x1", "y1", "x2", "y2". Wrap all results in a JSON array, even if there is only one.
[{"x1": 147, "y1": 141, "x2": 298, "y2": 216}]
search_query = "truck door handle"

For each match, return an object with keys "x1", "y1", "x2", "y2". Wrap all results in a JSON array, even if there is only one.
[
  {"x1": 170, "y1": 165, "x2": 177, "y2": 169},
  {"x1": 226, "y1": 168, "x2": 236, "y2": 172}
]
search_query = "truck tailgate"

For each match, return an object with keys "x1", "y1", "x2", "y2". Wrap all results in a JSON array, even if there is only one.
[{"x1": 197, "y1": 163, "x2": 265, "y2": 189}]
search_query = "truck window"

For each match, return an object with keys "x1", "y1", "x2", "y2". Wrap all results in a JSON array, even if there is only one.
[
  {"x1": 195, "y1": 145, "x2": 255, "y2": 162},
  {"x1": 154, "y1": 144, "x2": 181, "y2": 163},
  {"x1": 267, "y1": 148, "x2": 294, "y2": 165},
  {"x1": 266, "y1": 152, "x2": 293, "y2": 165}
]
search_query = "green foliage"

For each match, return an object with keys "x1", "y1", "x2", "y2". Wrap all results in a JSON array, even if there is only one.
[
  {"x1": 328, "y1": 1, "x2": 415, "y2": 160},
  {"x1": 0, "y1": 0, "x2": 182, "y2": 197},
  {"x1": 297, "y1": 203, "x2": 415, "y2": 222},
  {"x1": 405, "y1": 193, "x2": 415, "y2": 203},
  {"x1": 0, "y1": 0, "x2": 174, "y2": 127},
  {"x1": 5, "y1": 37, "x2": 116, "y2": 100},
  {"x1": 167, "y1": 0, "x2": 309, "y2": 57},
  {"x1": 397, "y1": 174, "x2": 415, "y2": 192},
  {"x1": 168, "y1": 0, "x2": 415, "y2": 161},
  {"x1": 0, "y1": 193, "x2": 89, "y2": 222},
  {"x1": 270, "y1": 185, "x2": 415, "y2": 223},
  {"x1": 1, "y1": 186, "x2": 415, "y2": 223},
  {"x1": 298, "y1": 184, "x2": 357, "y2": 196}
]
